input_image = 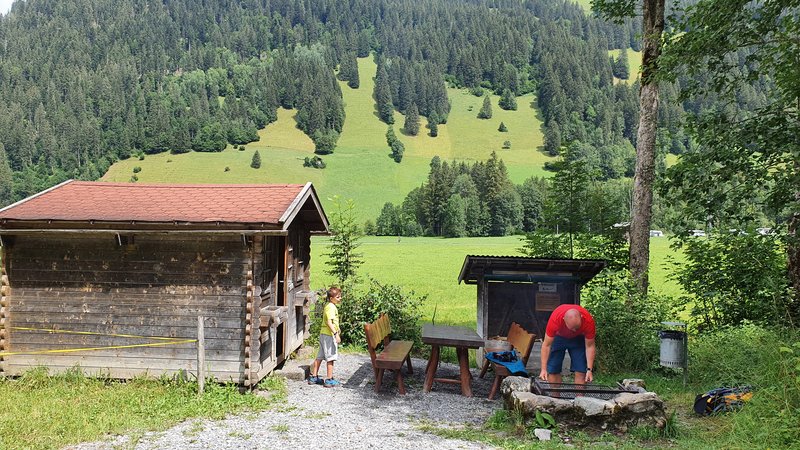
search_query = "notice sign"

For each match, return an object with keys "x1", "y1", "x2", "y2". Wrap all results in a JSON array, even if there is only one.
[
  {"x1": 538, "y1": 283, "x2": 558, "y2": 293},
  {"x1": 536, "y1": 292, "x2": 561, "y2": 312}
]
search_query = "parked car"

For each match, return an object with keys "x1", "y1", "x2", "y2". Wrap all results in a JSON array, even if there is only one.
[
  {"x1": 757, "y1": 227, "x2": 773, "y2": 235},
  {"x1": 689, "y1": 229, "x2": 706, "y2": 237},
  {"x1": 649, "y1": 230, "x2": 664, "y2": 237}
]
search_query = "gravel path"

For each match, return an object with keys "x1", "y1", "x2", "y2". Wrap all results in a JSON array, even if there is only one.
[{"x1": 67, "y1": 351, "x2": 504, "y2": 450}]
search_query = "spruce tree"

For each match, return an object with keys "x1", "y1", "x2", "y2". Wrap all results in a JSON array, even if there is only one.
[
  {"x1": 498, "y1": 89, "x2": 517, "y2": 111},
  {"x1": 375, "y1": 64, "x2": 394, "y2": 124},
  {"x1": 250, "y1": 150, "x2": 262, "y2": 169},
  {"x1": 428, "y1": 114, "x2": 439, "y2": 137},
  {"x1": 477, "y1": 95, "x2": 492, "y2": 119},
  {"x1": 0, "y1": 144, "x2": 13, "y2": 207},
  {"x1": 404, "y1": 103, "x2": 420, "y2": 136},
  {"x1": 498, "y1": 122, "x2": 508, "y2": 132}
]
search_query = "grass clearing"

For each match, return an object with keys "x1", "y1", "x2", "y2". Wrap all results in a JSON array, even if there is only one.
[
  {"x1": 310, "y1": 235, "x2": 684, "y2": 327},
  {"x1": 0, "y1": 368, "x2": 283, "y2": 449},
  {"x1": 102, "y1": 56, "x2": 551, "y2": 221}
]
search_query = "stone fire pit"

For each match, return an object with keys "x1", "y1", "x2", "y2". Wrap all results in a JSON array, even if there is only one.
[{"x1": 501, "y1": 377, "x2": 667, "y2": 432}]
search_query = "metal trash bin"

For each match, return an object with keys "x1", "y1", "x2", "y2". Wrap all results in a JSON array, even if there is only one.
[
  {"x1": 659, "y1": 330, "x2": 686, "y2": 368},
  {"x1": 659, "y1": 321, "x2": 688, "y2": 386}
]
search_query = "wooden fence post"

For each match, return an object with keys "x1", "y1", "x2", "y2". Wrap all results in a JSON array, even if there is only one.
[{"x1": 197, "y1": 316, "x2": 205, "y2": 395}]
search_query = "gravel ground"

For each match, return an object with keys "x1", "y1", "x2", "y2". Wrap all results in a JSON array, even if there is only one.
[{"x1": 67, "y1": 351, "x2": 505, "y2": 450}]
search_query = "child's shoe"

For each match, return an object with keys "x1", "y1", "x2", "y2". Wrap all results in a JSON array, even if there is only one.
[
  {"x1": 307, "y1": 375, "x2": 323, "y2": 385},
  {"x1": 323, "y1": 378, "x2": 341, "y2": 388}
]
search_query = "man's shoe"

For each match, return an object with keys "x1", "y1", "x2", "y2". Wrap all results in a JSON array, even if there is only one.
[
  {"x1": 323, "y1": 378, "x2": 341, "y2": 388},
  {"x1": 307, "y1": 375, "x2": 323, "y2": 385}
]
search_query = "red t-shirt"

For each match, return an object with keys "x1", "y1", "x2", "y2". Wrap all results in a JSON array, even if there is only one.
[{"x1": 545, "y1": 304, "x2": 596, "y2": 339}]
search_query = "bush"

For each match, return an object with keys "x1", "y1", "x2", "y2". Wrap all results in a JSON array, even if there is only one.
[
  {"x1": 327, "y1": 278, "x2": 426, "y2": 349},
  {"x1": 581, "y1": 270, "x2": 671, "y2": 373},
  {"x1": 132, "y1": 166, "x2": 142, "y2": 173},
  {"x1": 224, "y1": 166, "x2": 230, "y2": 172}
]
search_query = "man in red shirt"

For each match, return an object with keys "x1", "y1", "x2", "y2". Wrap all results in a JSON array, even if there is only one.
[{"x1": 538, "y1": 303, "x2": 596, "y2": 385}]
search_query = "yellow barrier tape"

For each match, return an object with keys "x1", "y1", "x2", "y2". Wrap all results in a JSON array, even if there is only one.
[
  {"x1": 11, "y1": 326, "x2": 191, "y2": 341},
  {"x1": 0, "y1": 327, "x2": 198, "y2": 358},
  {"x1": 0, "y1": 339, "x2": 197, "y2": 357}
]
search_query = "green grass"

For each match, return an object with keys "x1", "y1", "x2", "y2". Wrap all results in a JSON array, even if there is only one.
[
  {"x1": 310, "y1": 235, "x2": 684, "y2": 327},
  {"x1": 0, "y1": 368, "x2": 283, "y2": 449},
  {"x1": 608, "y1": 48, "x2": 643, "y2": 84},
  {"x1": 102, "y1": 57, "x2": 551, "y2": 221}
]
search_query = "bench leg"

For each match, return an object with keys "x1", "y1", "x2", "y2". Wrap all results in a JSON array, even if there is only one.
[
  {"x1": 488, "y1": 373, "x2": 503, "y2": 400},
  {"x1": 374, "y1": 368, "x2": 385, "y2": 393},
  {"x1": 424, "y1": 345, "x2": 440, "y2": 393},
  {"x1": 396, "y1": 369, "x2": 406, "y2": 395},
  {"x1": 457, "y1": 347, "x2": 473, "y2": 397},
  {"x1": 478, "y1": 358, "x2": 490, "y2": 379},
  {"x1": 405, "y1": 354, "x2": 413, "y2": 374}
]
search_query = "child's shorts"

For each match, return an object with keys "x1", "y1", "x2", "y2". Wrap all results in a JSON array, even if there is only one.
[{"x1": 316, "y1": 334, "x2": 339, "y2": 362}]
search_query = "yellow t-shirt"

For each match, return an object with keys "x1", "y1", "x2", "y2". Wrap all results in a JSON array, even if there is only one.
[{"x1": 320, "y1": 301, "x2": 339, "y2": 336}]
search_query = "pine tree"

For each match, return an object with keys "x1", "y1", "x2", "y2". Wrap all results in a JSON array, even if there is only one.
[
  {"x1": 250, "y1": 150, "x2": 262, "y2": 169},
  {"x1": 477, "y1": 95, "x2": 492, "y2": 119},
  {"x1": 375, "y1": 63, "x2": 394, "y2": 124},
  {"x1": 498, "y1": 122, "x2": 508, "y2": 132},
  {"x1": 428, "y1": 114, "x2": 439, "y2": 137},
  {"x1": 498, "y1": 89, "x2": 517, "y2": 111},
  {"x1": 404, "y1": 103, "x2": 420, "y2": 136},
  {"x1": 613, "y1": 49, "x2": 630, "y2": 80},
  {"x1": 0, "y1": 143, "x2": 13, "y2": 206}
]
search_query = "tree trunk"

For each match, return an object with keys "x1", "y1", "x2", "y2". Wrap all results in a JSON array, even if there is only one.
[
  {"x1": 788, "y1": 190, "x2": 800, "y2": 323},
  {"x1": 629, "y1": 0, "x2": 665, "y2": 295}
]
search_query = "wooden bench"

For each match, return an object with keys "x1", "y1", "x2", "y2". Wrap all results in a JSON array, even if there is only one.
[
  {"x1": 481, "y1": 322, "x2": 536, "y2": 400},
  {"x1": 364, "y1": 313, "x2": 414, "y2": 395}
]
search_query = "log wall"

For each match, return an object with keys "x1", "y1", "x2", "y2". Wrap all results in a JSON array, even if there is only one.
[{"x1": 4, "y1": 233, "x2": 249, "y2": 382}]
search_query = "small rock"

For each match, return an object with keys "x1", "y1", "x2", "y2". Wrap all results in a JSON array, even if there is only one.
[
  {"x1": 614, "y1": 392, "x2": 663, "y2": 414},
  {"x1": 500, "y1": 376, "x2": 531, "y2": 396},
  {"x1": 534, "y1": 428, "x2": 552, "y2": 441},
  {"x1": 621, "y1": 378, "x2": 646, "y2": 389}
]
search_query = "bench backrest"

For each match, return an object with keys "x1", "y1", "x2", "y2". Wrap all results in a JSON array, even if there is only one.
[
  {"x1": 364, "y1": 313, "x2": 392, "y2": 362},
  {"x1": 507, "y1": 322, "x2": 536, "y2": 365}
]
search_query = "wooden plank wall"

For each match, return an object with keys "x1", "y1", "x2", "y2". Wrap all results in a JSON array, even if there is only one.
[
  {"x1": 4, "y1": 234, "x2": 247, "y2": 382},
  {"x1": 0, "y1": 244, "x2": 9, "y2": 376}
]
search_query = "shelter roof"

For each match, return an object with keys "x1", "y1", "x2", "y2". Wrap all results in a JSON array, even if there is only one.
[
  {"x1": 0, "y1": 181, "x2": 329, "y2": 232},
  {"x1": 458, "y1": 255, "x2": 607, "y2": 285}
]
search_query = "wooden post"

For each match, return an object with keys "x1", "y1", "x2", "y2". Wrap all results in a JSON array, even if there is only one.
[{"x1": 197, "y1": 316, "x2": 205, "y2": 395}]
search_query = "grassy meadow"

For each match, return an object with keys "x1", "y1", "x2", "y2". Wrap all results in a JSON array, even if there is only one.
[
  {"x1": 102, "y1": 57, "x2": 552, "y2": 221},
  {"x1": 310, "y1": 234, "x2": 684, "y2": 328}
]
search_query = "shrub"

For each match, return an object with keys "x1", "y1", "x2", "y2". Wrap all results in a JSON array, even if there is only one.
[
  {"x1": 239, "y1": 146, "x2": 246, "y2": 151},
  {"x1": 502, "y1": 140, "x2": 511, "y2": 149},
  {"x1": 581, "y1": 270, "x2": 671, "y2": 373},
  {"x1": 333, "y1": 278, "x2": 426, "y2": 349},
  {"x1": 132, "y1": 166, "x2": 142, "y2": 173},
  {"x1": 224, "y1": 166, "x2": 230, "y2": 172},
  {"x1": 250, "y1": 150, "x2": 261, "y2": 169},
  {"x1": 498, "y1": 122, "x2": 508, "y2": 132}
]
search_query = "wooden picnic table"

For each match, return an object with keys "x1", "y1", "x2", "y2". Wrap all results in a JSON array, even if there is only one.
[{"x1": 422, "y1": 324, "x2": 484, "y2": 397}]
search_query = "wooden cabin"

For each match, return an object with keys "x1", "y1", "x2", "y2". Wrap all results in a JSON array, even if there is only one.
[{"x1": 0, "y1": 181, "x2": 329, "y2": 386}]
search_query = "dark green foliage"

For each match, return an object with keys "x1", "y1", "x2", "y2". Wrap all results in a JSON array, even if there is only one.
[
  {"x1": 386, "y1": 126, "x2": 404, "y2": 163},
  {"x1": 543, "y1": 121, "x2": 561, "y2": 156},
  {"x1": 303, "y1": 155, "x2": 326, "y2": 169},
  {"x1": 442, "y1": 194, "x2": 467, "y2": 237},
  {"x1": 374, "y1": 63, "x2": 395, "y2": 124},
  {"x1": 0, "y1": 144, "x2": 13, "y2": 207},
  {"x1": 132, "y1": 166, "x2": 142, "y2": 173},
  {"x1": 498, "y1": 122, "x2": 507, "y2": 132},
  {"x1": 427, "y1": 114, "x2": 439, "y2": 137},
  {"x1": 673, "y1": 233, "x2": 791, "y2": 330},
  {"x1": 338, "y1": 52, "x2": 360, "y2": 89},
  {"x1": 224, "y1": 166, "x2": 230, "y2": 172},
  {"x1": 193, "y1": 123, "x2": 227, "y2": 153},
  {"x1": 581, "y1": 269, "x2": 670, "y2": 373},
  {"x1": 477, "y1": 95, "x2": 492, "y2": 119},
  {"x1": 362, "y1": 219, "x2": 376, "y2": 236},
  {"x1": 517, "y1": 176, "x2": 546, "y2": 232},
  {"x1": 335, "y1": 278, "x2": 425, "y2": 349},
  {"x1": 312, "y1": 130, "x2": 339, "y2": 155},
  {"x1": 250, "y1": 150, "x2": 261, "y2": 169},
  {"x1": 502, "y1": 140, "x2": 511, "y2": 149},
  {"x1": 498, "y1": 89, "x2": 517, "y2": 111},
  {"x1": 611, "y1": 49, "x2": 629, "y2": 80},
  {"x1": 403, "y1": 103, "x2": 420, "y2": 136},
  {"x1": 375, "y1": 202, "x2": 422, "y2": 237}
]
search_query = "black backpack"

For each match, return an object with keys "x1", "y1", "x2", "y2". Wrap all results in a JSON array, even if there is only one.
[{"x1": 693, "y1": 386, "x2": 753, "y2": 415}]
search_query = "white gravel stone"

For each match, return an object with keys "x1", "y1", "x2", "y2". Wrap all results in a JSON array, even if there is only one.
[{"x1": 65, "y1": 353, "x2": 503, "y2": 450}]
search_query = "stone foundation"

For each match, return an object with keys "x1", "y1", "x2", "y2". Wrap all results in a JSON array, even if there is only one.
[{"x1": 501, "y1": 377, "x2": 666, "y2": 432}]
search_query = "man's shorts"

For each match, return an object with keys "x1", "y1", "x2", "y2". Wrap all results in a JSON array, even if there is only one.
[
  {"x1": 546, "y1": 335, "x2": 587, "y2": 374},
  {"x1": 316, "y1": 334, "x2": 338, "y2": 362}
]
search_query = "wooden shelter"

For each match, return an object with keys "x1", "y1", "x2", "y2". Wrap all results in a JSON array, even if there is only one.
[
  {"x1": 458, "y1": 256, "x2": 606, "y2": 342},
  {"x1": 0, "y1": 181, "x2": 329, "y2": 386}
]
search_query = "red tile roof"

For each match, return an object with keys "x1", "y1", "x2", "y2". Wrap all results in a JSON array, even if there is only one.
[{"x1": 0, "y1": 181, "x2": 314, "y2": 225}]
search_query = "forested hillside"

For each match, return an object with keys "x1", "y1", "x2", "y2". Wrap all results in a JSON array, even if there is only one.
[{"x1": 0, "y1": 0, "x2": 643, "y2": 207}]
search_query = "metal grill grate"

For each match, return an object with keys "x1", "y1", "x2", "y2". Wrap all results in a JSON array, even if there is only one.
[{"x1": 533, "y1": 379, "x2": 637, "y2": 400}]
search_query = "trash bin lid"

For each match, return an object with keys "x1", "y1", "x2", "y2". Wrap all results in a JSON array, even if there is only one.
[{"x1": 658, "y1": 330, "x2": 685, "y2": 339}]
